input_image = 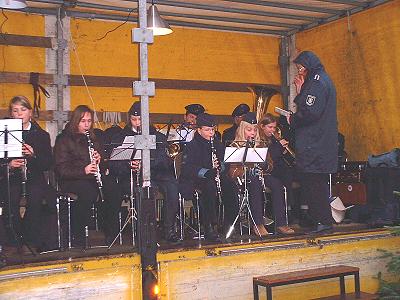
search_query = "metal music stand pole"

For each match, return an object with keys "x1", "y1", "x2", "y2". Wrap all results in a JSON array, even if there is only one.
[
  {"x1": 225, "y1": 142, "x2": 263, "y2": 239},
  {"x1": 0, "y1": 122, "x2": 35, "y2": 256}
]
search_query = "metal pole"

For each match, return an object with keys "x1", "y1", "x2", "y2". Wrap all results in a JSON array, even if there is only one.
[
  {"x1": 55, "y1": 7, "x2": 68, "y2": 132},
  {"x1": 279, "y1": 36, "x2": 290, "y2": 109},
  {"x1": 134, "y1": 1, "x2": 158, "y2": 299}
]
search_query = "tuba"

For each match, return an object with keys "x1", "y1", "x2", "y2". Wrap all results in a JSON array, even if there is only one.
[{"x1": 248, "y1": 85, "x2": 279, "y2": 122}]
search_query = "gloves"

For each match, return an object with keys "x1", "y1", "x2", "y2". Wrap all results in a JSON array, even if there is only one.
[{"x1": 204, "y1": 169, "x2": 217, "y2": 179}]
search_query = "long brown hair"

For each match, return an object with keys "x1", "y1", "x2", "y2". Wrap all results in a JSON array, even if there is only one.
[
  {"x1": 68, "y1": 105, "x2": 94, "y2": 134},
  {"x1": 258, "y1": 113, "x2": 278, "y2": 143}
]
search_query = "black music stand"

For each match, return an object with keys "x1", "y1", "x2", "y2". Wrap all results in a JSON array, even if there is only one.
[
  {"x1": 107, "y1": 135, "x2": 140, "y2": 249},
  {"x1": 224, "y1": 143, "x2": 269, "y2": 239},
  {"x1": 0, "y1": 119, "x2": 35, "y2": 256}
]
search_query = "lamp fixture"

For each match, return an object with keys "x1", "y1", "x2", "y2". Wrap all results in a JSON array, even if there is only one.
[
  {"x1": 147, "y1": 3, "x2": 172, "y2": 36},
  {"x1": 0, "y1": 0, "x2": 26, "y2": 9}
]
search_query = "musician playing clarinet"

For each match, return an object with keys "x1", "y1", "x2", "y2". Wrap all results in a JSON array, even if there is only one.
[
  {"x1": 180, "y1": 113, "x2": 224, "y2": 242},
  {"x1": 0, "y1": 95, "x2": 56, "y2": 252},
  {"x1": 54, "y1": 105, "x2": 121, "y2": 247},
  {"x1": 109, "y1": 101, "x2": 180, "y2": 243}
]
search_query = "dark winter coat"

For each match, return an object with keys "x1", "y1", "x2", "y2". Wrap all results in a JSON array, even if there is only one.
[
  {"x1": 291, "y1": 51, "x2": 338, "y2": 173},
  {"x1": 54, "y1": 130, "x2": 103, "y2": 181},
  {"x1": 180, "y1": 132, "x2": 225, "y2": 196}
]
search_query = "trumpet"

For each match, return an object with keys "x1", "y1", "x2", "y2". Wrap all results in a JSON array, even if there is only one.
[
  {"x1": 85, "y1": 130, "x2": 105, "y2": 202},
  {"x1": 166, "y1": 142, "x2": 181, "y2": 159}
]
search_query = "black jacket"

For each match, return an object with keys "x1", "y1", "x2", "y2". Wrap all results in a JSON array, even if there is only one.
[
  {"x1": 222, "y1": 124, "x2": 237, "y2": 146},
  {"x1": 0, "y1": 122, "x2": 52, "y2": 184},
  {"x1": 180, "y1": 132, "x2": 225, "y2": 195},
  {"x1": 291, "y1": 51, "x2": 338, "y2": 173},
  {"x1": 108, "y1": 125, "x2": 175, "y2": 182}
]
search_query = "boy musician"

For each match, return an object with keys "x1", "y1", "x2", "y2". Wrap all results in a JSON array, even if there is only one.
[
  {"x1": 180, "y1": 113, "x2": 225, "y2": 242},
  {"x1": 109, "y1": 101, "x2": 180, "y2": 243}
]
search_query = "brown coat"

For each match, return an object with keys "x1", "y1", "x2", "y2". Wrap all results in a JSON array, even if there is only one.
[{"x1": 54, "y1": 131, "x2": 103, "y2": 180}]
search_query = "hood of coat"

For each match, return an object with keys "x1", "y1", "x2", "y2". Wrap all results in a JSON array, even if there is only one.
[{"x1": 294, "y1": 51, "x2": 324, "y2": 73}]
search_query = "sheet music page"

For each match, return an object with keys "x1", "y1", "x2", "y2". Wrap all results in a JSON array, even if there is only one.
[
  {"x1": 274, "y1": 107, "x2": 291, "y2": 117},
  {"x1": 246, "y1": 148, "x2": 268, "y2": 163},
  {"x1": 0, "y1": 119, "x2": 23, "y2": 158},
  {"x1": 224, "y1": 147, "x2": 245, "y2": 163}
]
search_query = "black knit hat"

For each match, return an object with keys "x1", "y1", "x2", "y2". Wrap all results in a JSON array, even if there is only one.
[
  {"x1": 128, "y1": 101, "x2": 141, "y2": 116},
  {"x1": 242, "y1": 112, "x2": 257, "y2": 124},
  {"x1": 196, "y1": 113, "x2": 216, "y2": 127},
  {"x1": 232, "y1": 103, "x2": 250, "y2": 117},
  {"x1": 185, "y1": 104, "x2": 205, "y2": 116}
]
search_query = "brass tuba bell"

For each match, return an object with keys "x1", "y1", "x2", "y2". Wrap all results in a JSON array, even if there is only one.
[{"x1": 248, "y1": 85, "x2": 279, "y2": 122}]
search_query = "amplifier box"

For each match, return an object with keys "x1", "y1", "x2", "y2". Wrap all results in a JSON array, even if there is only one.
[{"x1": 332, "y1": 183, "x2": 367, "y2": 205}]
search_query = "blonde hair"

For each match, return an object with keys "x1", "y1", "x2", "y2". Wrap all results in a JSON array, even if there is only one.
[
  {"x1": 9, "y1": 95, "x2": 33, "y2": 113},
  {"x1": 233, "y1": 121, "x2": 261, "y2": 146},
  {"x1": 231, "y1": 120, "x2": 273, "y2": 172}
]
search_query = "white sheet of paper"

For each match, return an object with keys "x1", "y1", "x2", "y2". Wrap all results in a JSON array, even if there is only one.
[
  {"x1": 0, "y1": 119, "x2": 23, "y2": 158},
  {"x1": 224, "y1": 147, "x2": 268, "y2": 163},
  {"x1": 274, "y1": 107, "x2": 292, "y2": 117},
  {"x1": 109, "y1": 135, "x2": 142, "y2": 161}
]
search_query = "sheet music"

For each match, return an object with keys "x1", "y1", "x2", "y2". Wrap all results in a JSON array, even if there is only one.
[
  {"x1": 224, "y1": 147, "x2": 268, "y2": 163},
  {"x1": 0, "y1": 119, "x2": 23, "y2": 158},
  {"x1": 109, "y1": 135, "x2": 141, "y2": 161},
  {"x1": 274, "y1": 107, "x2": 292, "y2": 117}
]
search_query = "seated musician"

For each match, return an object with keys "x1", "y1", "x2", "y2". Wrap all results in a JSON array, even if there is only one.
[
  {"x1": 108, "y1": 101, "x2": 180, "y2": 243},
  {"x1": 176, "y1": 104, "x2": 205, "y2": 143},
  {"x1": 259, "y1": 113, "x2": 297, "y2": 222},
  {"x1": 180, "y1": 113, "x2": 224, "y2": 242},
  {"x1": 0, "y1": 95, "x2": 56, "y2": 252},
  {"x1": 229, "y1": 112, "x2": 294, "y2": 236},
  {"x1": 54, "y1": 105, "x2": 120, "y2": 247},
  {"x1": 222, "y1": 103, "x2": 250, "y2": 146}
]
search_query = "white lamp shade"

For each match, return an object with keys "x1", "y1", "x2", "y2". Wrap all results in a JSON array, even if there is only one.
[
  {"x1": 147, "y1": 4, "x2": 172, "y2": 36},
  {"x1": 0, "y1": 0, "x2": 27, "y2": 9}
]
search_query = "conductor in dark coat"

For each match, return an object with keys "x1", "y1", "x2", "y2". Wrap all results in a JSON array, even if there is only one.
[{"x1": 288, "y1": 51, "x2": 338, "y2": 233}]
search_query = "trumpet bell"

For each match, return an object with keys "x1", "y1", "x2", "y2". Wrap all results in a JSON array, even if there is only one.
[{"x1": 167, "y1": 142, "x2": 181, "y2": 159}]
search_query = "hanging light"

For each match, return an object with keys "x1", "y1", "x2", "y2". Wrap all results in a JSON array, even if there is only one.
[
  {"x1": 147, "y1": 3, "x2": 172, "y2": 36},
  {"x1": 0, "y1": 0, "x2": 27, "y2": 9}
]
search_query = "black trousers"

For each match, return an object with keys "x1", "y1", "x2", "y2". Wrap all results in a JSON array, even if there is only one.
[
  {"x1": 60, "y1": 179, "x2": 99, "y2": 241},
  {"x1": 225, "y1": 174, "x2": 287, "y2": 227},
  {"x1": 155, "y1": 179, "x2": 179, "y2": 232},
  {"x1": 197, "y1": 179, "x2": 218, "y2": 226},
  {"x1": 298, "y1": 172, "x2": 332, "y2": 226},
  {"x1": 1, "y1": 179, "x2": 57, "y2": 248}
]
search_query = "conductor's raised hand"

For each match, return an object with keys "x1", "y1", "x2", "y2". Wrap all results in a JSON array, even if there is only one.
[{"x1": 294, "y1": 74, "x2": 305, "y2": 95}]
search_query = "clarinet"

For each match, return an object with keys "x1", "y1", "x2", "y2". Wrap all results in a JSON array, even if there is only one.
[
  {"x1": 85, "y1": 130, "x2": 104, "y2": 202},
  {"x1": 210, "y1": 137, "x2": 222, "y2": 205},
  {"x1": 19, "y1": 158, "x2": 28, "y2": 218}
]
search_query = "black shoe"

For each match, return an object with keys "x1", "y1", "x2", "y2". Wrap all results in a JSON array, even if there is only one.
[
  {"x1": 309, "y1": 223, "x2": 333, "y2": 234},
  {"x1": 204, "y1": 225, "x2": 221, "y2": 243}
]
